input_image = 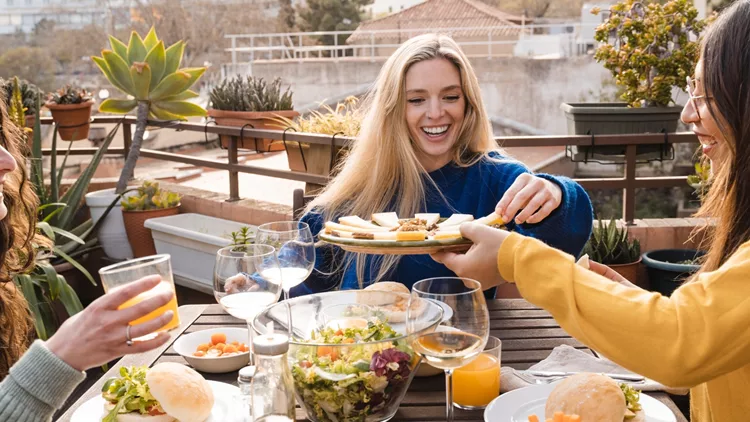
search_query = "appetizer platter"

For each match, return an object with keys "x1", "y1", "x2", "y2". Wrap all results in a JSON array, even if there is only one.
[{"x1": 318, "y1": 211, "x2": 505, "y2": 255}]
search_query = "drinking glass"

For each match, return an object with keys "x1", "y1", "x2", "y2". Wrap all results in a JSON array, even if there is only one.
[
  {"x1": 407, "y1": 277, "x2": 490, "y2": 422},
  {"x1": 99, "y1": 254, "x2": 180, "y2": 340},
  {"x1": 213, "y1": 244, "x2": 283, "y2": 361},
  {"x1": 453, "y1": 336, "x2": 502, "y2": 409},
  {"x1": 255, "y1": 221, "x2": 315, "y2": 333}
]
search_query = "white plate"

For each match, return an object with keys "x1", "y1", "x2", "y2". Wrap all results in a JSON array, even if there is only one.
[
  {"x1": 484, "y1": 383, "x2": 676, "y2": 422},
  {"x1": 71, "y1": 380, "x2": 248, "y2": 422}
]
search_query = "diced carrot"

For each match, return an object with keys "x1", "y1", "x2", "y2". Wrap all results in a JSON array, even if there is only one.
[
  {"x1": 569, "y1": 416, "x2": 580, "y2": 422},
  {"x1": 553, "y1": 412, "x2": 564, "y2": 422},
  {"x1": 224, "y1": 345, "x2": 239, "y2": 354},
  {"x1": 563, "y1": 415, "x2": 571, "y2": 422},
  {"x1": 335, "y1": 329, "x2": 344, "y2": 336},
  {"x1": 213, "y1": 343, "x2": 226, "y2": 352},
  {"x1": 545, "y1": 419, "x2": 553, "y2": 422},
  {"x1": 196, "y1": 343, "x2": 210, "y2": 353},
  {"x1": 343, "y1": 338, "x2": 355, "y2": 344},
  {"x1": 527, "y1": 415, "x2": 539, "y2": 422},
  {"x1": 231, "y1": 341, "x2": 240, "y2": 346},
  {"x1": 210, "y1": 333, "x2": 227, "y2": 345},
  {"x1": 193, "y1": 351, "x2": 206, "y2": 357}
]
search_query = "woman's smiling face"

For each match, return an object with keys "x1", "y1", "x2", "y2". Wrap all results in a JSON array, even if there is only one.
[
  {"x1": 404, "y1": 58, "x2": 466, "y2": 172},
  {"x1": 681, "y1": 60, "x2": 729, "y2": 167}
]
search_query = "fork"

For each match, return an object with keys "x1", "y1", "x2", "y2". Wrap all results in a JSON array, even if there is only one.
[{"x1": 515, "y1": 371, "x2": 564, "y2": 385}]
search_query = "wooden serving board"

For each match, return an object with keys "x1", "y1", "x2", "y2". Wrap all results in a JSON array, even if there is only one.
[{"x1": 319, "y1": 232, "x2": 472, "y2": 255}]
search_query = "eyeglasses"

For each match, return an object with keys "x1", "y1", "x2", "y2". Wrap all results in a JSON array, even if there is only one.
[{"x1": 686, "y1": 76, "x2": 713, "y2": 119}]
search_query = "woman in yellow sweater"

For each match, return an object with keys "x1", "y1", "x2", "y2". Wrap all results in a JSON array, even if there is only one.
[{"x1": 433, "y1": 2, "x2": 750, "y2": 421}]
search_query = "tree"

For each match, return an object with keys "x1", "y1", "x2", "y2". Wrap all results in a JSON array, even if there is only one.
[
  {"x1": 297, "y1": 0, "x2": 373, "y2": 46},
  {"x1": 0, "y1": 47, "x2": 56, "y2": 92},
  {"x1": 277, "y1": 0, "x2": 297, "y2": 32}
]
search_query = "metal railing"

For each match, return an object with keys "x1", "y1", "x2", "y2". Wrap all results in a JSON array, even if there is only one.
[
  {"x1": 223, "y1": 22, "x2": 599, "y2": 73},
  {"x1": 38, "y1": 116, "x2": 697, "y2": 224}
]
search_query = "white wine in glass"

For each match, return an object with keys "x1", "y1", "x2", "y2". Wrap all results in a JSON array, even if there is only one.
[{"x1": 408, "y1": 277, "x2": 490, "y2": 422}]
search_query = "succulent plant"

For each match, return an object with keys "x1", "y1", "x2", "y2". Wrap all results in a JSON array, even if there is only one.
[
  {"x1": 272, "y1": 96, "x2": 360, "y2": 137},
  {"x1": 583, "y1": 217, "x2": 641, "y2": 265},
  {"x1": 1, "y1": 77, "x2": 44, "y2": 115},
  {"x1": 209, "y1": 76, "x2": 293, "y2": 112},
  {"x1": 47, "y1": 85, "x2": 92, "y2": 105},
  {"x1": 121, "y1": 181, "x2": 181, "y2": 211},
  {"x1": 8, "y1": 77, "x2": 28, "y2": 129},
  {"x1": 687, "y1": 161, "x2": 711, "y2": 199},
  {"x1": 592, "y1": 0, "x2": 707, "y2": 107},
  {"x1": 92, "y1": 27, "x2": 206, "y2": 195}
]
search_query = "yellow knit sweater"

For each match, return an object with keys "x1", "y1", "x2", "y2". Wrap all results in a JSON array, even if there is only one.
[{"x1": 497, "y1": 233, "x2": 750, "y2": 422}]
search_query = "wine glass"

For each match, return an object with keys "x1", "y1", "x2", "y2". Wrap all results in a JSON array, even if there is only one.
[
  {"x1": 254, "y1": 221, "x2": 315, "y2": 302},
  {"x1": 407, "y1": 277, "x2": 490, "y2": 422},
  {"x1": 213, "y1": 244, "x2": 283, "y2": 362}
]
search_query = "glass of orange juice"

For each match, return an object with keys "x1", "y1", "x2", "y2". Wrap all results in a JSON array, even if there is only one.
[
  {"x1": 99, "y1": 254, "x2": 180, "y2": 339},
  {"x1": 452, "y1": 336, "x2": 501, "y2": 409}
]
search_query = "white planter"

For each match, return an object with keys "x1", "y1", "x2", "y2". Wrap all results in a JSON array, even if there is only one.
[
  {"x1": 84, "y1": 188, "x2": 133, "y2": 260},
  {"x1": 144, "y1": 213, "x2": 253, "y2": 293}
]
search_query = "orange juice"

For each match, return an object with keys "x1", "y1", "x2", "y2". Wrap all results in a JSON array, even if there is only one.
[
  {"x1": 453, "y1": 353, "x2": 500, "y2": 408},
  {"x1": 115, "y1": 281, "x2": 180, "y2": 331}
]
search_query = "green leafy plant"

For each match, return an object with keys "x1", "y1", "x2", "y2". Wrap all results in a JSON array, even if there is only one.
[
  {"x1": 592, "y1": 0, "x2": 707, "y2": 107},
  {"x1": 1, "y1": 77, "x2": 44, "y2": 116},
  {"x1": 121, "y1": 181, "x2": 181, "y2": 211},
  {"x1": 14, "y1": 100, "x2": 124, "y2": 340},
  {"x1": 272, "y1": 96, "x2": 360, "y2": 137},
  {"x1": 583, "y1": 217, "x2": 641, "y2": 265},
  {"x1": 687, "y1": 161, "x2": 711, "y2": 199},
  {"x1": 8, "y1": 77, "x2": 31, "y2": 133},
  {"x1": 229, "y1": 226, "x2": 255, "y2": 251},
  {"x1": 209, "y1": 76, "x2": 293, "y2": 112},
  {"x1": 47, "y1": 85, "x2": 93, "y2": 105},
  {"x1": 92, "y1": 27, "x2": 207, "y2": 195}
]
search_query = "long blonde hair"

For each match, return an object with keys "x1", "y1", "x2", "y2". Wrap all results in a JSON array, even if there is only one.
[{"x1": 306, "y1": 34, "x2": 500, "y2": 285}]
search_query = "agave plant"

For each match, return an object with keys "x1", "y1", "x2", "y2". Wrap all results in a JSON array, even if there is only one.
[
  {"x1": 92, "y1": 27, "x2": 207, "y2": 194},
  {"x1": 582, "y1": 217, "x2": 641, "y2": 265}
]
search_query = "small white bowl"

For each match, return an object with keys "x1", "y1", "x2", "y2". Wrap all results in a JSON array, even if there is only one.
[{"x1": 173, "y1": 327, "x2": 250, "y2": 373}]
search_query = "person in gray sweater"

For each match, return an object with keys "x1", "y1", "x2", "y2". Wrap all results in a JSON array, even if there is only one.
[{"x1": 0, "y1": 275, "x2": 175, "y2": 422}]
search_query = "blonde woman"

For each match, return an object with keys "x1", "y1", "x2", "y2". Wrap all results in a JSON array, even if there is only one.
[{"x1": 292, "y1": 34, "x2": 593, "y2": 296}]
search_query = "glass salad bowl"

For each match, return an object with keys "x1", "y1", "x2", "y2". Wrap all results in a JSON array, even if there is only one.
[{"x1": 253, "y1": 290, "x2": 444, "y2": 422}]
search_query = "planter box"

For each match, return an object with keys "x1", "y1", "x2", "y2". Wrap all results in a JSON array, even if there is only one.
[
  {"x1": 642, "y1": 249, "x2": 704, "y2": 297},
  {"x1": 561, "y1": 103, "x2": 682, "y2": 162},
  {"x1": 144, "y1": 213, "x2": 253, "y2": 294},
  {"x1": 207, "y1": 109, "x2": 299, "y2": 152}
]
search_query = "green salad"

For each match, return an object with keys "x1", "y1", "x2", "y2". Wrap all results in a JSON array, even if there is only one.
[
  {"x1": 101, "y1": 366, "x2": 166, "y2": 422},
  {"x1": 620, "y1": 383, "x2": 643, "y2": 419},
  {"x1": 291, "y1": 319, "x2": 415, "y2": 422}
]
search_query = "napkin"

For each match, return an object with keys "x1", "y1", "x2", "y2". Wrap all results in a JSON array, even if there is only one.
[{"x1": 500, "y1": 345, "x2": 689, "y2": 395}]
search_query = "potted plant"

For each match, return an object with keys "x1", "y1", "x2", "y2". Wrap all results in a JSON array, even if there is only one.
[
  {"x1": 144, "y1": 214, "x2": 250, "y2": 293},
  {"x1": 208, "y1": 76, "x2": 298, "y2": 152},
  {"x1": 272, "y1": 96, "x2": 359, "y2": 176},
  {"x1": 561, "y1": 0, "x2": 707, "y2": 161},
  {"x1": 642, "y1": 161, "x2": 708, "y2": 296},
  {"x1": 89, "y1": 27, "x2": 206, "y2": 258},
  {"x1": 2, "y1": 77, "x2": 44, "y2": 129},
  {"x1": 6, "y1": 77, "x2": 34, "y2": 146},
  {"x1": 121, "y1": 181, "x2": 181, "y2": 258},
  {"x1": 582, "y1": 217, "x2": 642, "y2": 284},
  {"x1": 45, "y1": 85, "x2": 94, "y2": 141}
]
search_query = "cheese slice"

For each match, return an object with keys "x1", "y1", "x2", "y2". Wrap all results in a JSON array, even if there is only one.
[
  {"x1": 475, "y1": 212, "x2": 505, "y2": 226},
  {"x1": 327, "y1": 230, "x2": 400, "y2": 241},
  {"x1": 325, "y1": 221, "x2": 390, "y2": 233},
  {"x1": 372, "y1": 212, "x2": 400, "y2": 228},
  {"x1": 437, "y1": 214, "x2": 474, "y2": 229},
  {"x1": 395, "y1": 231, "x2": 427, "y2": 241},
  {"x1": 431, "y1": 230, "x2": 463, "y2": 240},
  {"x1": 339, "y1": 216, "x2": 390, "y2": 230},
  {"x1": 414, "y1": 213, "x2": 440, "y2": 226}
]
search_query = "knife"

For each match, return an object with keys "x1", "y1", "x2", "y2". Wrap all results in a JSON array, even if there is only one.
[{"x1": 524, "y1": 370, "x2": 645, "y2": 382}]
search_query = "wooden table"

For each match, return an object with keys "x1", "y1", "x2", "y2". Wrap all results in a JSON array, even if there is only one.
[{"x1": 58, "y1": 300, "x2": 688, "y2": 421}]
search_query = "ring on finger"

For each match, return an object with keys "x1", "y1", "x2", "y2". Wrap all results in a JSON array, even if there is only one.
[{"x1": 126, "y1": 324, "x2": 133, "y2": 347}]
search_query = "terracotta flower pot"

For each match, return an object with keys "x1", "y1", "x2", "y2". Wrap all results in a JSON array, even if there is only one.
[
  {"x1": 46, "y1": 100, "x2": 94, "y2": 141},
  {"x1": 609, "y1": 257, "x2": 642, "y2": 285},
  {"x1": 122, "y1": 206, "x2": 180, "y2": 258},
  {"x1": 207, "y1": 109, "x2": 299, "y2": 152}
]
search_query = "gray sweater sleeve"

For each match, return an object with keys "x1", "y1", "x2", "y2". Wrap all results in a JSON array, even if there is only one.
[{"x1": 0, "y1": 340, "x2": 86, "y2": 422}]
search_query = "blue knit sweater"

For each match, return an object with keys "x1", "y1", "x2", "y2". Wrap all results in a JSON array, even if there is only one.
[{"x1": 292, "y1": 153, "x2": 593, "y2": 297}]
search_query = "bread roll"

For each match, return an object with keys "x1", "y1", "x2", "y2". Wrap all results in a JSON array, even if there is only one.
[
  {"x1": 545, "y1": 373, "x2": 626, "y2": 422},
  {"x1": 361, "y1": 282, "x2": 414, "y2": 323},
  {"x1": 146, "y1": 363, "x2": 214, "y2": 422}
]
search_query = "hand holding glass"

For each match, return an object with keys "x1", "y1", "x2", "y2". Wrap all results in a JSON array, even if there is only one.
[{"x1": 99, "y1": 254, "x2": 180, "y2": 339}]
